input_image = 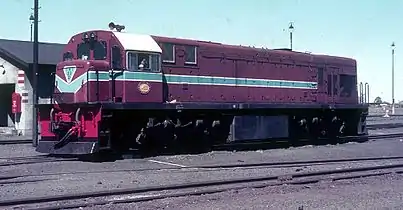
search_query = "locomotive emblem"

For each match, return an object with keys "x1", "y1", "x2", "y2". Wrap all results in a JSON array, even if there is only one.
[
  {"x1": 63, "y1": 66, "x2": 77, "y2": 84},
  {"x1": 138, "y1": 82, "x2": 150, "y2": 94}
]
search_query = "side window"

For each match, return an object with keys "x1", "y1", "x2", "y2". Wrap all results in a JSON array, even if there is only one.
[
  {"x1": 127, "y1": 52, "x2": 160, "y2": 72},
  {"x1": 150, "y1": 54, "x2": 160, "y2": 71},
  {"x1": 127, "y1": 52, "x2": 138, "y2": 71},
  {"x1": 111, "y1": 46, "x2": 122, "y2": 69},
  {"x1": 161, "y1": 43, "x2": 175, "y2": 63},
  {"x1": 184, "y1": 45, "x2": 197, "y2": 64},
  {"x1": 93, "y1": 41, "x2": 107, "y2": 60},
  {"x1": 339, "y1": 74, "x2": 355, "y2": 97}
]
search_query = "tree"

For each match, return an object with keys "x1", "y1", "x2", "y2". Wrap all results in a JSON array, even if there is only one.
[{"x1": 374, "y1": 96, "x2": 382, "y2": 104}]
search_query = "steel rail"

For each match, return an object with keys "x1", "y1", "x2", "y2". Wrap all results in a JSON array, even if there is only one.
[
  {"x1": 0, "y1": 139, "x2": 32, "y2": 145},
  {"x1": 2, "y1": 162, "x2": 403, "y2": 208},
  {"x1": 368, "y1": 133, "x2": 403, "y2": 140},
  {"x1": 367, "y1": 114, "x2": 403, "y2": 118},
  {"x1": 367, "y1": 123, "x2": 403, "y2": 129},
  {"x1": 0, "y1": 154, "x2": 52, "y2": 160},
  {"x1": 2, "y1": 154, "x2": 403, "y2": 182},
  {"x1": 0, "y1": 157, "x2": 78, "y2": 167},
  {"x1": 34, "y1": 170, "x2": 401, "y2": 210},
  {"x1": 196, "y1": 155, "x2": 403, "y2": 169}
]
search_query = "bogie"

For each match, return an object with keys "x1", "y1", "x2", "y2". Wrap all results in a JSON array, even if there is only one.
[{"x1": 89, "y1": 107, "x2": 368, "y2": 154}]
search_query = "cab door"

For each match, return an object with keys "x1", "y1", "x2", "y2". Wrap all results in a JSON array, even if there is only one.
[
  {"x1": 326, "y1": 67, "x2": 339, "y2": 104},
  {"x1": 317, "y1": 67, "x2": 329, "y2": 104},
  {"x1": 325, "y1": 69, "x2": 334, "y2": 104},
  {"x1": 317, "y1": 67, "x2": 337, "y2": 104}
]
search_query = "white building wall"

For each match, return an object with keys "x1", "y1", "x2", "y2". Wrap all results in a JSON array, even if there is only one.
[
  {"x1": 23, "y1": 65, "x2": 33, "y2": 137},
  {"x1": 0, "y1": 57, "x2": 32, "y2": 136},
  {"x1": 0, "y1": 58, "x2": 17, "y2": 84}
]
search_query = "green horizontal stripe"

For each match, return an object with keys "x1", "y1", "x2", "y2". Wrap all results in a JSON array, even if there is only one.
[{"x1": 55, "y1": 70, "x2": 317, "y2": 93}]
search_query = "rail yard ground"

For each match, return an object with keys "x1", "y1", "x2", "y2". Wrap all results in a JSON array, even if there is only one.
[
  {"x1": 3, "y1": 138, "x2": 403, "y2": 209},
  {"x1": 74, "y1": 173, "x2": 403, "y2": 210},
  {"x1": 1, "y1": 108, "x2": 403, "y2": 209}
]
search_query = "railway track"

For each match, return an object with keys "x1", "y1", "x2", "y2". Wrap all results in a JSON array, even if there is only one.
[
  {"x1": 367, "y1": 123, "x2": 403, "y2": 129},
  {"x1": 1, "y1": 134, "x2": 403, "y2": 207},
  {"x1": 1, "y1": 133, "x2": 403, "y2": 165},
  {"x1": 0, "y1": 139, "x2": 31, "y2": 145},
  {"x1": 0, "y1": 155, "x2": 78, "y2": 167},
  {"x1": 2, "y1": 153, "x2": 403, "y2": 182},
  {"x1": 367, "y1": 114, "x2": 403, "y2": 118},
  {"x1": 2, "y1": 159, "x2": 403, "y2": 209}
]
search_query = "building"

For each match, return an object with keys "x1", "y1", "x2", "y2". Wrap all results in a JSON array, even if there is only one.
[{"x1": 0, "y1": 39, "x2": 64, "y2": 136}]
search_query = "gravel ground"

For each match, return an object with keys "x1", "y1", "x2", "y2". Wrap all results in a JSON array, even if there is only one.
[
  {"x1": 0, "y1": 123, "x2": 402, "y2": 203},
  {"x1": 3, "y1": 158, "x2": 403, "y2": 201},
  {"x1": 2, "y1": 137, "x2": 403, "y2": 200},
  {"x1": 75, "y1": 173, "x2": 403, "y2": 210},
  {"x1": 0, "y1": 144, "x2": 41, "y2": 159}
]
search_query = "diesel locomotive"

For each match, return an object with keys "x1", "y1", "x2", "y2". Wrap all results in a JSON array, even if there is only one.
[{"x1": 36, "y1": 24, "x2": 368, "y2": 155}]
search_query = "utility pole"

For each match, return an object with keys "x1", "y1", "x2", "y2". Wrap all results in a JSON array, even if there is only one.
[
  {"x1": 32, "y1": 0, "x2": 39, "y2": 147},
  {"x1": 391, "y1": 42, "x2": 395, "y2": 115},
  {"x1": 288, "y1": 22, "x2": 294, "y2": 50}
]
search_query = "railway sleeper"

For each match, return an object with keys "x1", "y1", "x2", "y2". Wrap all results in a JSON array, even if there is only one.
[{"x1": 98, "y1": 108, "x2": 368, "y2": 154}]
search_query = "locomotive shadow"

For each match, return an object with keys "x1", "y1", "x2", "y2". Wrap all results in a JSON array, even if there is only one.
[
  {"x1": 72, "y1": 135, "x2": 369, "y2": 162},
  {"x1": 212, "y1": 136, "x2": 369, "y2": 152}
]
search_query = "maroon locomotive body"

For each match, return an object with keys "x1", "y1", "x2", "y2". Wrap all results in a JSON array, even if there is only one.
[{"x1": 36, "y1": 25, "x2": 368, "y2": 155}]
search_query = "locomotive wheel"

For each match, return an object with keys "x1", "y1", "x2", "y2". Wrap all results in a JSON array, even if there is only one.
[
  {"x1": 298, "y1": 118, "x2": 309, "y2": 139},
  {"x1": 309, "y1": 117, "x2": 321, "y2": 144},
  {"x1": 209, "y1": 120, "x2": 221, "y2": 145},
  {"x1": 328, "y1": 115, "x2": 342, "y2": 144},
  {"x1": 161, "y1": 118, "x2": 176, "y2": 151},
  {"x1": 175, "y1": 118, "x2": 193, "y2": 153},
  {"x1": 192, "y1": 119, "x2": 207, "y2": 153}
]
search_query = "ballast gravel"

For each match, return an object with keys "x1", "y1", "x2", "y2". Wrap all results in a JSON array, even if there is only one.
[
  {"x1": 75, "y1": 173, "x2": 403, "y2": 210},
  {"x1": 2, "y1": 159, "x2": 403, "y2": 201},
  {"x1": 1, "y1": 138, "x2": 403, "y2": 201},
  {"x1": 0, "y1": 119, "x2": 402, "y2": 203}
]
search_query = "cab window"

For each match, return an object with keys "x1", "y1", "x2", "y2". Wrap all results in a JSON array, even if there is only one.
[
  {"x1": 77, "y1": 43, "x2": 90, "y2": 60},
  {"x1": 111, "y1": 46, "x2": 122, "y2": 69},
  {"x1": 93, "y1": 41, "x2": 107, "y2": 60},
  {"x1": 339, "y1": 74, "x2": 356, "y2": 97},
  {"x1": 127, "y1": 52, "x2": 161, "y2": 72}
]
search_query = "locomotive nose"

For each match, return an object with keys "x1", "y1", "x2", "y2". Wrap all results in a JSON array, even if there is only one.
[{"x1": 54, "y1": 64, "x2": 86, "y2": 97}]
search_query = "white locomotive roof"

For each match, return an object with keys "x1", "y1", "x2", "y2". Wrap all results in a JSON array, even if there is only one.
[{"x1": 112, "y1": 31, "x2": 162, "y2": 53}]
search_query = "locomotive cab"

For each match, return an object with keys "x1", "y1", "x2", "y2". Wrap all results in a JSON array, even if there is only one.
[{"x1": 54, "y1": 29, "x2": 163, "y2": 104}]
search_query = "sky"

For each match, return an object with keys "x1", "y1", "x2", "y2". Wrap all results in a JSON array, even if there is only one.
[{"x1": 0, "y1": 0, "x2": 402, "y2": 102}]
